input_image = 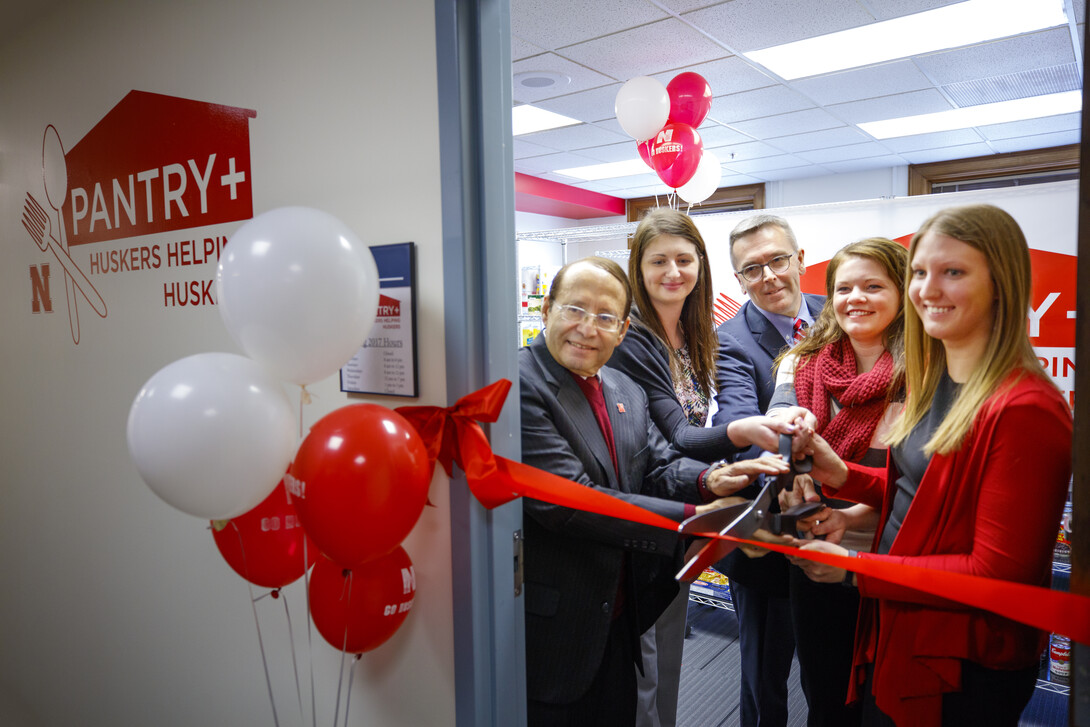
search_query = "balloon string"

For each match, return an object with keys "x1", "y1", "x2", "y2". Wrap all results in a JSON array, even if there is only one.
[
  {"x1": 281, "y1": 592, "x2": 307, "y2": 727},
  {"x1": 343, "y1": 655, "x2": 361, "y2": 727},
  {"x1": 247, "y1": 580, "x2": 282, "y2": 727},
  {"x1": 302, "y1": 537, "x2": 317, "y2": 727},
  {"x1": 332, "y1": 571, "x2": 353, "y2": 727}
]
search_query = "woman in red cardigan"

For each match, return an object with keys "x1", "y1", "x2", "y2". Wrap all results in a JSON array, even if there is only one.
[{"x1": 786, "y1": 204, "x2": 1072, "y2": 726}]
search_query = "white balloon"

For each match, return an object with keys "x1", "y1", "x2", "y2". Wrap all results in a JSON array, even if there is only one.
[
  {"x1": 217, "y1": 207, "x2": 380, "y2": 386},
  {"x1": 127, "y1": 353, "x2": 297, "y2": 520},
  {"x1": 677, "y1": 150, "x2": 722, "y2": 205},
  {"x1": 615, "y1": 76, "x2": 670, "y2": 142}
]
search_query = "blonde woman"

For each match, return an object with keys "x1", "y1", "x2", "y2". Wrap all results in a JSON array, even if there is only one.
[{"x1": 789, "y1": 205, "x2": 1071, "y2": 726}]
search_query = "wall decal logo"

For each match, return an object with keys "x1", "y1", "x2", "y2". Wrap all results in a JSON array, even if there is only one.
[{"x1": 23, "y1": 90, "x2": 257, "y2": 343}]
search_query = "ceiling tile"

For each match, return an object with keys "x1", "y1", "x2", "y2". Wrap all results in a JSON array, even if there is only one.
[
  {"x1": 988, "y1": 129, "x2": 1081, "y2": 154},
  {"x1": 879, "y1": 128, "x2": 986, "y2": 153},
  {"x1": 796, "y1": 142, "x2": 891, "y2": 164},
  {"x1": 515, "y1": 151, "x2": 603, "y2": 174},
  {"x1": 512, "y1": 53, "x2": 617, "y2": 104},
  {"x1": 510, "y1": 0, "x2": 667, "y2": 51},
  {"x1": 575, "y1": 140, "x2": 645, "y2": 164},
  {"x1": 707, "y1": 140, "x2": 784, "y2": 162},
  {"x1": 790, "y1": 60, "x2": 933, "y2": 106},
  {"x1": 511, "y1": 36, "x2": 546, "y2": 62},
  {"x1": 862, "y1": 0, "x2": 963, "y2": 20},
  {"x1": 697, "y1": 123, "x2": 758, "y2": 147},
  {"x1": 899, "y1": 142, "x2": 996, "y2": 164},
  {"x1": 559, "y1": 17, "x2": 730, "y2": 80},
  {"x1": 683, "y1": 0, "x2": 876, "y2": 53},
  {"x1": 709, "y1": 85, "x2": 815, "y2": 123},
  {"x1": 534, "y1": 83, "x2": 623, "y2": 122},
  {"x1": 514, "y1": 138, "x2": 564, "y2": 158},
  {"x1": 823, "y1": 154, "x2": 908, "y2": 173},
  {"x1": 652, "y1": 56, "x2": 776, "y2": 97},
  {"x1": 518, "y1": 123, "x2": 629, "y2": 151},
  {"x1": 658, "y1": 0, "x2": 726, "y2": 12},
  {"x1": 913, "y1": 28, "x2": 1077, "y2": 86},
  {"x1": 726, "y1": 154, "x2": 812, "y2": 174},
  {"x1": 976, "y1": 112, "x2": 1082, "y2": 141},
  {"x1": 773, "y1": 126, "x2": 871, "y2": 152},
  {"x1": 732, "y1": 108, "x2": 845, "y2": 137},
  {"x1": 828, "y1": 89, "x2": 952, "y2": 124}
]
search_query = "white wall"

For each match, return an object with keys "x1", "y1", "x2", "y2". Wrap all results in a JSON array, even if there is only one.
[
  {"x1": 0, "y1": 2, "x2": 454, "y2": 726},
  {"x1": 766, "y1": 166, "x2": 909, "y2": 208}
]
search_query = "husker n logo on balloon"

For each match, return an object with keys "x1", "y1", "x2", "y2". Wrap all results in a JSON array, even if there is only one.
[{"x1": 23, "y1": 90, "x2": 256, "y2": 344}]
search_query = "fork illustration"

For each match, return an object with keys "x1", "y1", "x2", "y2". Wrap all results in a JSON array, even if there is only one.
[{"x1": 22, "y1": 192, "x2": 108, "y2": 318}]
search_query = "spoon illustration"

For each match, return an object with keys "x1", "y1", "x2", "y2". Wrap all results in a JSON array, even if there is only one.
[{"x1": 43, "y1": 125, "x2": 79, "y2": 344}]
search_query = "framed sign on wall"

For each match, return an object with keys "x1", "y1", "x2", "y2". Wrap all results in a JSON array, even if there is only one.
[{"x1": 340, "y1": 241, "x2": 419, "y2": 397}]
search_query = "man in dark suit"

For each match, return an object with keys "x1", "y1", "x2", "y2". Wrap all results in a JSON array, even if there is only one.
[
  {"x1": 520, "y1": 256, "x2": 792, "y2": 727},
  {"x1": 712, "y1": 214, "x2": 825, "y2": 727}
]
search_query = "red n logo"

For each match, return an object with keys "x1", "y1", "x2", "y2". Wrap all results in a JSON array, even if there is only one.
[{"x1": 29, "y1": 264, "x2": 53, "y2": 313}]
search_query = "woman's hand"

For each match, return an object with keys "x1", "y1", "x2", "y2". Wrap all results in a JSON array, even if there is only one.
[
  {"x1": 769, "y1": 405, "x2": 817, "y2": 431},
  {"x1": 799, "y1": 507, "x2": 849, "y2": 545},
  {"x1": 739, "y1": 529, "x2": 794, "y2": 559},
  {"x1": 795, "y1": 430, "x2": 849, "y2": 489},
  {"x1": 726, "y1": 414, "x2": 798, "y2": 452},
  {"x1": 785, "y1": 539, "x2": 854, "y2": 584},
  {"x1": 705, "y1": 455, "x2": 790, "y2": 497}
]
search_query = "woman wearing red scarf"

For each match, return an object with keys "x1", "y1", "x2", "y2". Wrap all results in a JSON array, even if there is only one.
[
  {"x1": 767, "y1": 237, "x2": 908, "y2": 727},
  {"x1": 789, "y1": 205, "x2": 1072, "y2": 726}
]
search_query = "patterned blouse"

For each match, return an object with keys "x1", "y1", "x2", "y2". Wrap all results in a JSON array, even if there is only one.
[{"x1": 672, "y1": 344, "x2": 709, "y2": 428}]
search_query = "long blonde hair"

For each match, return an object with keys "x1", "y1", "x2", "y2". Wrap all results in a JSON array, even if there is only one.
[
  {"x1": 885, "y1": 204, "x2": 1051, "y2": 455},
  {"x1": 775, "y1": 237, "x2": 907, "y2": 399},
  {"x1": 628, "y1": 208, "x2": 717, "y2": 395}
]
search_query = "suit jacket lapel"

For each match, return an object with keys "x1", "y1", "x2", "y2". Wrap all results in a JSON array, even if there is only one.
[
  {"x1": 532, "y1": 339, "x2": 618, "y2": 487},
  {"x1": 746, "y1": 302, "x2": 788, "y2": 360},
  {"x1": 599, "y1": 371, "x2": 632, "y2": 493}
]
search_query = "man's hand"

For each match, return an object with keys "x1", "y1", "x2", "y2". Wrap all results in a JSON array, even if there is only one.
[
  {"x1": 778, "y1": 473, "x2": 821, "y2": 510},
  {"x1": 705, "y1": 455, "x2": 790, "y2": 497},
  {"x1": 693, "y1": 495, "x2": 747, "y2": 517}
]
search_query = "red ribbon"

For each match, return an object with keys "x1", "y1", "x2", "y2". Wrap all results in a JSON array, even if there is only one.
[{"x1": 398, "y1": 380, "x2": 1090, "y2": 644}]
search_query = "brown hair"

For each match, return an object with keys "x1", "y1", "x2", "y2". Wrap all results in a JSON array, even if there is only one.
[
  {"x1": 628, "y1": 208, "x2": 717, "y2": 395},
  {"x1": 776, "y1": 237, "x2": 908, "y2": 398}
]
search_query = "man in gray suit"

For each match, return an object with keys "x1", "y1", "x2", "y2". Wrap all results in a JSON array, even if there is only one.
[
  {"x1": 520, "y1": 257, "x2": 792, "y2": 726},
  {"x1": 712, "y1": 214, "x2": 825, "y2": 727}
]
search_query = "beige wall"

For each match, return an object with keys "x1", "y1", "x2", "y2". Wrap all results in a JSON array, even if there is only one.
[{"x1": 0, "y1": 1, "x2": 455, "y2": 725}]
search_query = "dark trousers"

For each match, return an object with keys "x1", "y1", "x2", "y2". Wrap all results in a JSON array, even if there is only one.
[
  {"x1": 730, "y1": 578, "x2": 796, "y2": 727},
  {"x1": 788, "y1": 566, "x2": 862, "y2": 727},
  {"x1": 528, "y1": 614, "x2": 637, "y2": 727},
  {"x1": 861, "y1": 659, "x2": 1039, "y2": 727}
]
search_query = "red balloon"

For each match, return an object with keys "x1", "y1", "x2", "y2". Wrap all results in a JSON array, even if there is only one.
[
  {"x1": 289, "y1": 404, "x2": 430, "y2": 567},
  {"x1": 211, "y1": 481, "x2": 318, "y2": 589},
  {"x1": 636, "y1": 138, "x2": 655, "y2": 169},
  {"x1": 649, "y1": 122, "x2": 703, "y2": 189},
  {"x1": 309, "y1": 547, "x2": 415, "y2": 654},
  {"x1": 667, "y1": 72, "x2": 713, "y2": 128}
]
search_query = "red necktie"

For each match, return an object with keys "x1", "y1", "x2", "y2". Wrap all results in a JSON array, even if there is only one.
[
  {"x1": 792, "y1": 317, "x2": 807, "y2": 344},
  {"x1": 574, "y1": 374, "x2": 619, "y2": 479}
]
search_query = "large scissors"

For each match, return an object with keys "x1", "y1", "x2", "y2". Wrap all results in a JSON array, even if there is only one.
[{"x1": 675, "y1": 433, "x2": 823, "y2": 582}]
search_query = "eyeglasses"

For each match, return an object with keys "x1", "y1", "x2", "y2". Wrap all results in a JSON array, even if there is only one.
[
  {"x1": 737, "y1": 253, "x2": 795, "y2": 282},
  {"x1": 550, "y1": 303, "x2": 626, "y2": 333}
]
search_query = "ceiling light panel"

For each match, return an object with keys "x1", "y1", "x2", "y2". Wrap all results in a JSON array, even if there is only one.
[{"x1": 744, "y1": 0, "x2": 1068, "y2": 80}]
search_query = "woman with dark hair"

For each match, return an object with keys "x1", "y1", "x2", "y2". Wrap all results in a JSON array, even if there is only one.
[
  {"x1": 767, "y1": 237, "x2": 908, "y2": 727},
  {"x1": 789, "y1": 204, "x2": 1072, "y2": 726},
  {"x1": 609, "y1": 208, "x2": 789, "y2": 727}
]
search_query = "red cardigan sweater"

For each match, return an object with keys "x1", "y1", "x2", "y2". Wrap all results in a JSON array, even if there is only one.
[{"x1": 835, "y1": 371, "x2": 1072, "y2": 725}]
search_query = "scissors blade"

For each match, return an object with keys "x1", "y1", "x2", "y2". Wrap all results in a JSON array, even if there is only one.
[{"x1": 677, "y1": 502, "x2": 751, "y2": 536}]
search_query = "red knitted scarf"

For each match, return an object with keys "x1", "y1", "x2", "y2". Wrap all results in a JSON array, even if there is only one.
[{"x1": 793, "y1": 337, "x2": 894, "y2": 463}]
